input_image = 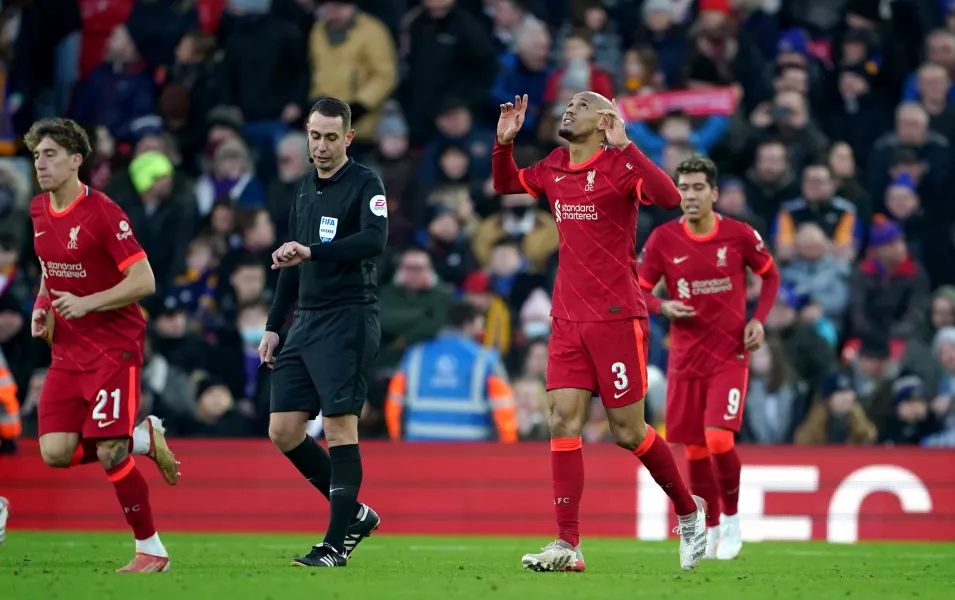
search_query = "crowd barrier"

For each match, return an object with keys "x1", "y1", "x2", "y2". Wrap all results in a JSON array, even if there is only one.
[{"x1": 1, "y1": 441, "x2": 952, "y2": 542}]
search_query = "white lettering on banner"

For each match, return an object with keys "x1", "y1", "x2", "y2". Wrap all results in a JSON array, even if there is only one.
[
  {"x1": 637, "y1": 464, "x2": 936, "y2": 543},
  {"x1": 827, "y1": 465, "x2": 932, "y2": 544},
  {"x1": 638, "y1": 466, "x2": 817, "y2": 541}
]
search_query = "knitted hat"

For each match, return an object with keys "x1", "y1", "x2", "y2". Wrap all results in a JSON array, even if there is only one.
[
  {"x1": 892, "y1": 374, "x2": 925, "y2": 405},
  {"x1": 820, "y1": 371, "x2": 853, "y2": 398},
  {"x1": 888, "y1": 172, "x2": 917, "y2": 194},
  {"x1": 129, "y1": 151, "x2": 174, "y2": 195},
  {"x1": 868, "y1": 215, "x2": 903, "y2": 247},
  {"x1": 777, "y1": 28, "x2": 810, "y2": 58},
  {"x1": 933, "y1": 326, "x2": 955, "y2": 356},
  {"x1": 643, "y1": 0, "x2": 676, "y2": 19}
]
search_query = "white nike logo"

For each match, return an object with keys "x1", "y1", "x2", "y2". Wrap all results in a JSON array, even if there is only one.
[
  {"x1": 673, "y1": 256, "x2": 688, "y2": 264},
  {"x1": 98, "y1": 420, "x2": 117, "y2": 428},
  {"x1": 330, "y1": 487, "x2": 344, "y2": 494},
  {"x1": 614, "y1": 389, "x2": 631, "y2": 399},
  {"x1": 723, "y1": 414, "x2": 736, "y2": 421},
  {"x1": 34, "y1": 231, "x2": 45, "y2": 238},
  {"x1": 555, "y1": 175, "x2": 566, "y2": 182}
]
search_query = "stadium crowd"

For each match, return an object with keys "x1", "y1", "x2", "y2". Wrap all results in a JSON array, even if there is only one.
[{"x1": 1, "y1": 0, "x2": 955, "y2": 449}]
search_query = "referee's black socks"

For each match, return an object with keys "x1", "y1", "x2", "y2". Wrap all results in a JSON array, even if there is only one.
[
  {"x1": 324, "y1": 443, "x2": 363, "y2": 554},
  {"x1": 284, "y1": 435, "x2": 333, "y2": 499}
]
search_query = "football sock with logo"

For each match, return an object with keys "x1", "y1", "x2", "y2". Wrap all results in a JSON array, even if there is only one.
[
  {"x1": 323, "y1": 443, "x2": 363, "y2": 553},
  {"x1": 551, "y1": 437, "x2": 584, "y2": 547},
  {"x1": 284, "y1": 435, "x2": 333, "y2": 500},
  {"x1": 107, "y1": 456, "x2": 164, "y2": 555},
  {"x1": 685, "y1": 446, "x2": 721, "y2": 528},
  {"x1": 706, "y1": 429, "x2": 741, "y2": 516},
  {"x1": 633, "y1": 426, "x2": 698, "y2": 517}
]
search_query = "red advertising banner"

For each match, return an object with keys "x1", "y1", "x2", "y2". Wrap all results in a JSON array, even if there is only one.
[
  {"x1": 1, "y1": 441, "x2": 953, "y2": 542},
  {"x1": 617, "y1": 87, "x2": 740, "y2": 121}
]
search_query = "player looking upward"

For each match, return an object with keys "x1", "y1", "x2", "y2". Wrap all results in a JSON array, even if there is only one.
[
  {"x1": 492, "y1": 93, "x2": 708, "y2": 573},
  {"x1": 26, "y1": 118, "x2": 180, "y2": 573},
  {"x1": 637, "y1": 156, "x2": 781, "y2": 560}
]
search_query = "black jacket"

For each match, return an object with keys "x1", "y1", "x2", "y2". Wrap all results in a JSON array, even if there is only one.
[{"x1": 267, "y1": 160, "x2": 388, "y2": 331}]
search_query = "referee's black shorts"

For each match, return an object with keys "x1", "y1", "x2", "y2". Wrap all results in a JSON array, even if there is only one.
[{"x1": 270, "y1": 304, "x2": 380, "y2": 418}]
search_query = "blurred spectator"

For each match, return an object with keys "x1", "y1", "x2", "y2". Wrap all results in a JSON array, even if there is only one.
[
  {"x1": 167, "y1": 376, "x2": 255, "y2": 437},
  {"x1": 307, "y1": 0, "x2": 397, "y2": 154},
  {"x1": 417, "y1": 99, "x2": 494, "y2": 202},
  {"x1": 827, "y1": 141, "x2": 873, "y2": 225},
  {"x1": 551, "y1": 0, "x2": 621, "y2": 83},
  {"x1": 916, "y1": 63, "x2": 955, "y2": 143},
  {"x1": 489, "y1": 0, "x2": 544, "y2": 53},
  {"x1": 714, "y1": 177, "x2": 767, "y2": 238},
  {"x1": 140, "y1": 338, "x2": 196, "y2": 422},
  {"x1": 400, "y1": 0, "x2": 497, "y2": 144},
  {"x1": 150, "y1": 296, "x2": 212, "y2": 372},
  {"x1": 217, "y1": 257, "x2": 270, "y2": 326},
  {"x1": 628, "y1": 110, "x2": 730, "y2": 167},
  {"x1": 744, "y1": 139, "x2": 799, "y2": 225},
  {"x1": 490, "y1": 20, "x2": 552, "y2": 143},
  {"x1": 267, "y1": 132, "x2": 311, "y2": 241},
  {"x1": 543, "y1": 31, "x2": 614, "y2": 110},
  {"x1": 748, "y1": 90, "x2": 829, "y2": 176},
  {"x1": 635, "y1": 0, "x2": 686, "y2": 88},
  {"x1": 901, "y1": 29, "x2": 955, "y2": 102},
  {"x1": 618, "y1": 46, "x2": 664, "y2": 96},
  {"x1": 900, "y1": 287, "x2": 955, "y2": 392},
  {"x1": 883, "y1": 173, "x2": 929, "y2": 262},
  {"x1": 195, "y1": 138, "x2": 267, "y2": 215},
  {"x1": 167, "y1": 237, "x2": 220, "y2": 330},
  {"x1": 421, "y1": 210, "x2": 478, "y2": 288},
  {"x1": 848, "y1": 217, "x2": 930, "y2": 341},
  {"x1": 377, "y1": 249, "x2": 455, "y2": 371},
  {"x1": 220, "y1": 0, "x2": 308, "y2": 176},
  {"x1": 417, "y1": 144, "x2": 480, "y2": 231},
  {"x1": 880, "y1": 375, "x2": 943, "y2": 444},
  {"x1": 741, "y1": 339, "x2": 808, "y2": 444},
  {"x1": 472, "y1": 193, "x2": 557, "y2": 272},
  {"x1": 125, "y1": 0, "x2": 201, "y2": 70},
  {"x1": 848, "y1": 334, "x2": 899, "y2": 425},
  {"x1": 0, "y1": 162, "x2": 30, "y2": 255},
  {"x1": 824, "y1": 59, "x2": 893, "y2": 171},
  {"x1": 114, "y1": 151, "x2": 197, "y2": 299},
  {"x1": 385, "y1": 301, "x2": 516, "y2": 441},
  {"x1": 461, "y1": 270, "x2": 512, "y2": 357},
  {"x1": 211, "y1": 302, "x2": 271, "y2": 426},
  {"x1": 794, "y1": 371, "x2": 877, "y2": 445},
  {"x1": 582, "y1": 397, "x2": 612, "y2": 443},
  {"x1": 773, "y1": 163, "x2": 859, "y2": 263},
  {"x1": 513, "y1": 375, "x2": 548, "y2": 441},
  {"x1": 764, "y1": 287, "x2": 835, "y2": 387},
  {"x1": 780, "y1": 223, "x2": 851, "y2": 322},
  {"x1": 218, "y1": 207, "x2": 277, "y2": 293},
  {"x1": 70, "y1": 25, "x2": 156, "y2": 142}
]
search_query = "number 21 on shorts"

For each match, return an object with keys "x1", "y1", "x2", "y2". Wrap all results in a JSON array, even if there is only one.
[{"x1": 93, "y1": 388, "x2": 122, "y2": 423}]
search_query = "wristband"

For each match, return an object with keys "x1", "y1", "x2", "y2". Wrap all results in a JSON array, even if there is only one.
[{"x1": 34, "y1": 294, "x2": 52, "y2": 313}]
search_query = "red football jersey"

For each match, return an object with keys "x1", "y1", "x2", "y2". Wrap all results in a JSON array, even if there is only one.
[
  {"x1": 637, "y1": 215, "x2": 774, "y2": 377},
  {"x1": 31, "y1": 186, "x2": 148, "y2": 371},
  {"x1": 518, "y1": 145, "x2": 676, "y2": 322}
]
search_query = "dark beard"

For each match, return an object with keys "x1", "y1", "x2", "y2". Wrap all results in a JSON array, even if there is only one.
[{"x1": 558, "y1": 127, "x2": 574, "y2": 141}]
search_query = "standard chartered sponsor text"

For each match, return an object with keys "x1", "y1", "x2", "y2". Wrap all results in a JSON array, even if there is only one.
[
  {"x1": 46, "y1": 261, "x2": 87, "y2": 278},
  {"x1": 561, "y1": 204, "x2": 598, "y2": 220},
  {"x1": 690, "y1": 277, "x2": 732, "y2": 295}
]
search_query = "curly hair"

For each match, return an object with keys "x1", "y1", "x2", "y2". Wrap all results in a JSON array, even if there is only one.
[
  {"x1": 674, "y1": 155, "x2": 718, "y2": 188},
  {"x1": 24, "y1": 117, "x2": 92, "y2": 159}
]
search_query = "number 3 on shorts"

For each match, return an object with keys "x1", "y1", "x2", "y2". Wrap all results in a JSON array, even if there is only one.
[
  {"x1": 92, "y1": 388, "x2": 122, "y2": 421},
  {"x1": 612, "y1": 362, "x2": 628, "y2": 390}
]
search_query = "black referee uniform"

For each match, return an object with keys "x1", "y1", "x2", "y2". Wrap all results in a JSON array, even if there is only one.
[{"x1": 266, "y1": 158, "x2": 387, "y2": 418}]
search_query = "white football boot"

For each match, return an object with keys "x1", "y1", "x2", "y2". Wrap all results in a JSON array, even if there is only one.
[
  {"x1": 704, "y1": 526, "x2": 720, "y2": 559},
  {"x1": 716, "y1": 513, "x2": 742, "y2": 560},
  {"x1": 521, "y1": 539, "x2": 586, "y2": 572},
  {"x1": 674, "y1": 495, "x2": 708, "y2": 571}
]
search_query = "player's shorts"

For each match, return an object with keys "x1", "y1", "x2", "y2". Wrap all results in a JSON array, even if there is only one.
[
  {"x1": 270, "y1": 304, "x2": 379, "y2": 418},
  {"x1": 665, "y1": 365, "x2": 749, "y2": 445},
  {"x1": 38, "y1": 365, "x2": 142, "y2": 439},
  {"x1": 546, "y1": 317, "x2": 650, "y2": 408}
]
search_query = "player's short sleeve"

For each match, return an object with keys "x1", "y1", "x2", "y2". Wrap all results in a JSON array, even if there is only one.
[
  {"x1": 739, "y1": 224, "x2": 774, "y2": 276},
  {"x1": 637, "y1": 229, "x2": 665, "y2": 290},
  {"x1": 97, "y1": 200, "x2": 146, "y2": 272},
  {"x1": 517, "y1": 159, "x2": 547, "y2": 198}
]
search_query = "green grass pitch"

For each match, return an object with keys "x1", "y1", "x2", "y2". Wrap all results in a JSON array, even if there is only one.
[{"x1": 1, "y1": 532, "x2": 953, "y2": 600}]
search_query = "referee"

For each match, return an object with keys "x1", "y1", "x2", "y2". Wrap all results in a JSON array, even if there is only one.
[{"x1": 259, "y1": 97, "x2": 386, "y2": 568}]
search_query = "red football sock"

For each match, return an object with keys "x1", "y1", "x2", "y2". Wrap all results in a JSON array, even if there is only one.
[
  {"x1": 633, "y1": 426, "x2": 697, "y2": 517},
  {"x1": 685, "y1": 449, "x2": 720, "y2": 528},
  {"x1": 706, "y1": 429, "x2": 741, "y2": 516},
  {"x1": 710, "y1": 449, "x2": 741, "y2": 516},
  {"x1": 551, "y1": 437, "x2": 584, "y2": 547},
  {"x1": 107, "y1": 457, "x2": 156, "y2": 540},
  {"x1": 70, "y1": 438, "x2": 136, "y2": 467}
]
